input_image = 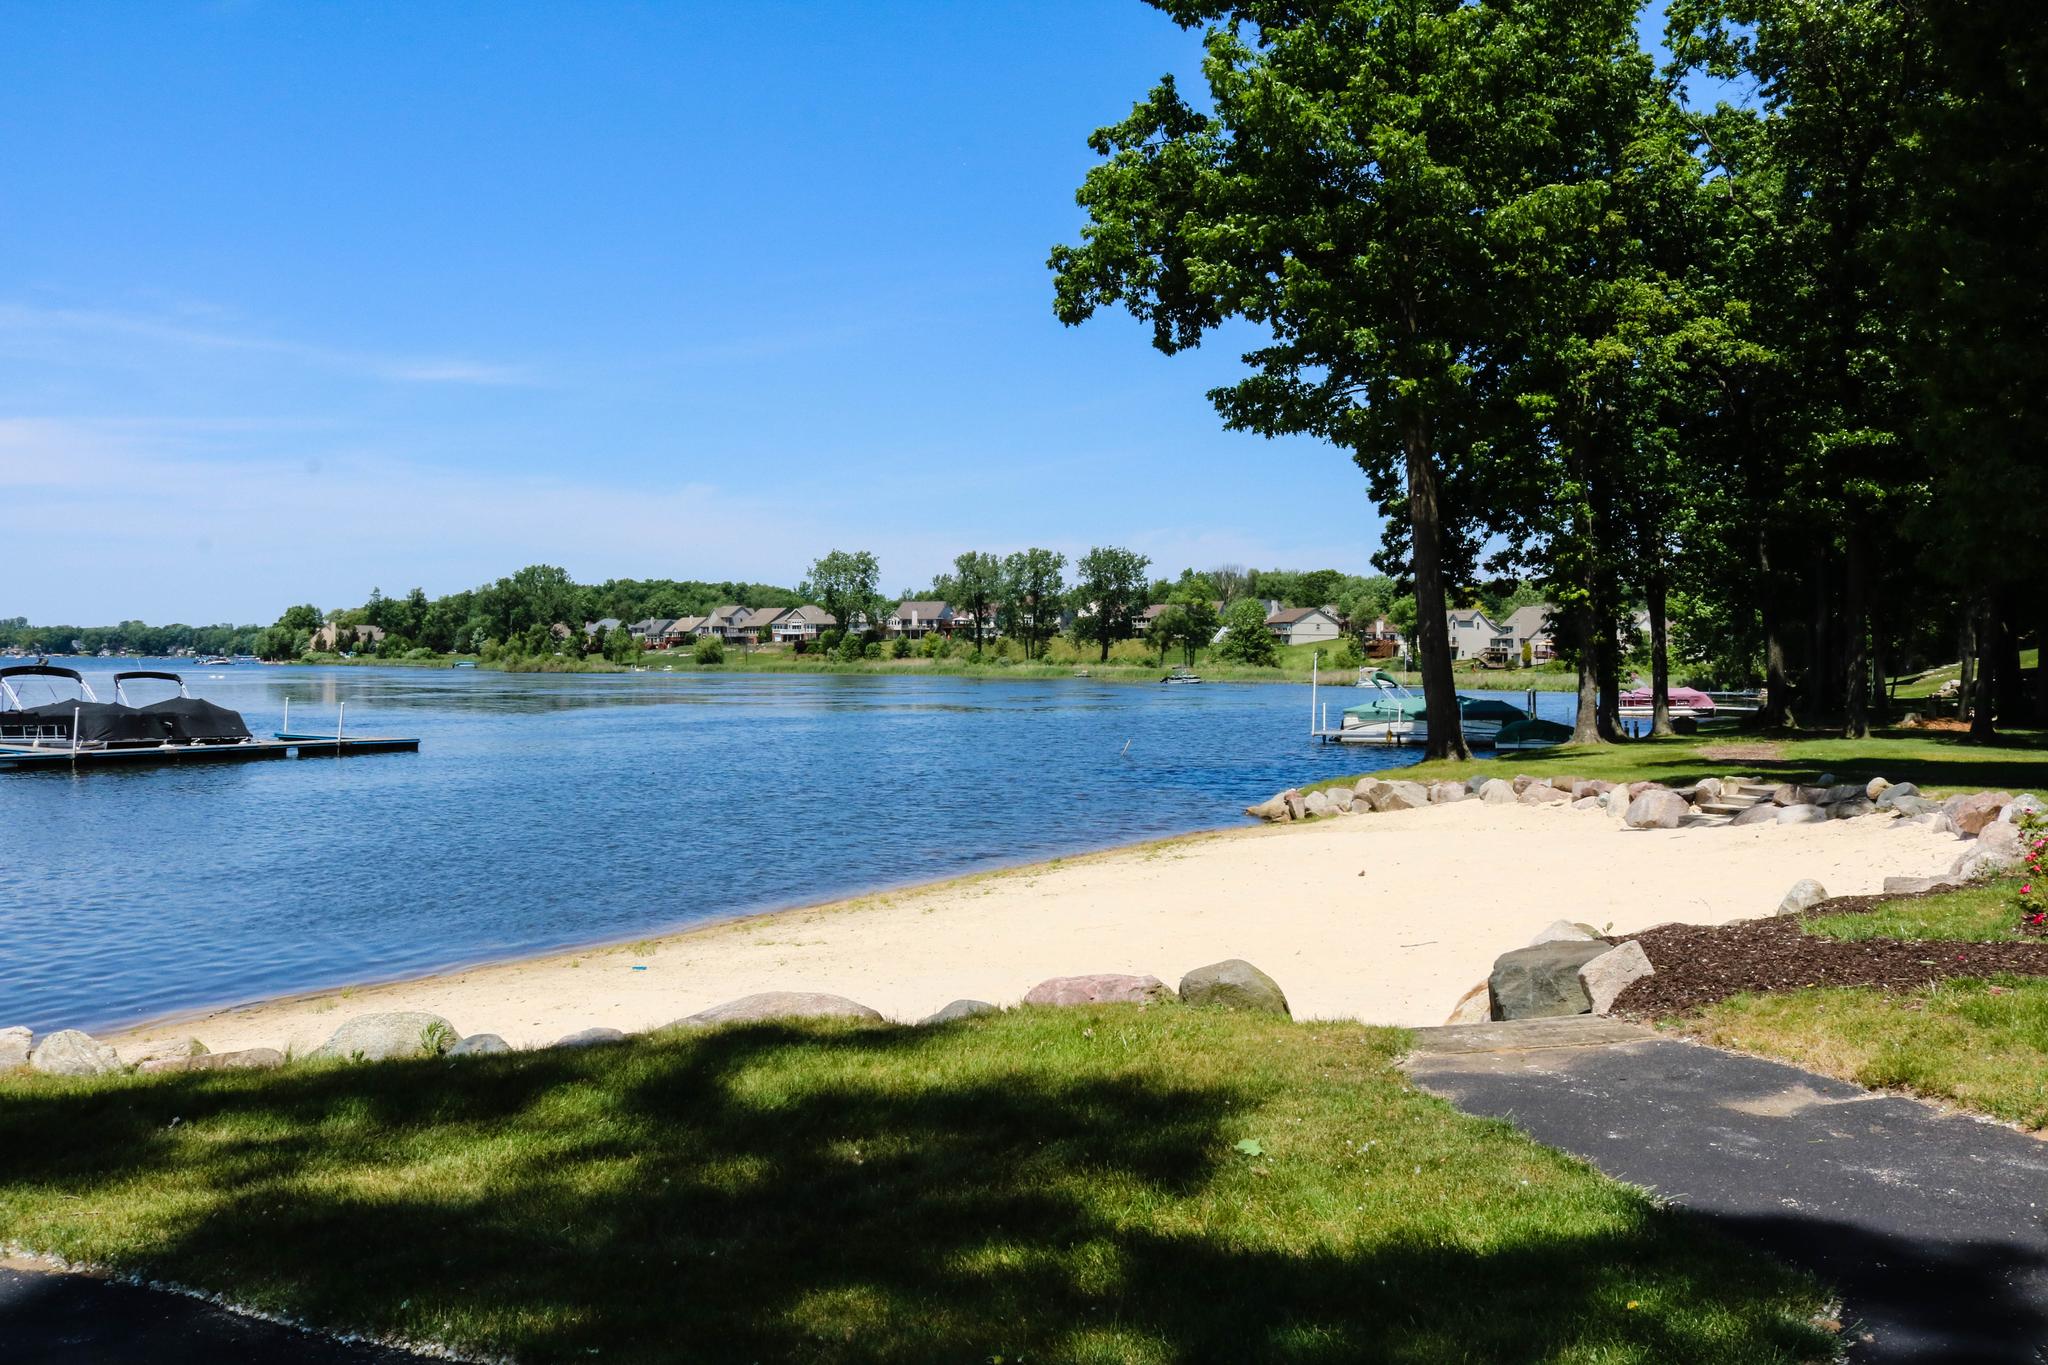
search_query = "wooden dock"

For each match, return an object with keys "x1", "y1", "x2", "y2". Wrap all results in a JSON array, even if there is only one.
[{"x1": 0, "y1": 733, "x2": 420, "y2": 773}]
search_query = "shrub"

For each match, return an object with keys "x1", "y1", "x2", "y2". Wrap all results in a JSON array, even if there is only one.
[
  {"x1": 863, "y1": 641, "x2": 883, "y2": 660},
  {"x1": 1332, "y1": 636, "x2": 1364, "y2": 670},
  {"x1": 891, "y1": 636, "x2": 912, "y2": 659},
  {"x1": 2019, "y1": 811, "x2": 2046, "y2": 934},
  {"x1": 693, "y1": 635, "x2": 725, "y2": 665},
  {"x1": 836, "y1": 633, "x2": 867, "y2": 662}
]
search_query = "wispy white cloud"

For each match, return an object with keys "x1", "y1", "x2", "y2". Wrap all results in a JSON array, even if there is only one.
[{"x1": 0, "y1": 302, "x2": 536, "y2": 387}]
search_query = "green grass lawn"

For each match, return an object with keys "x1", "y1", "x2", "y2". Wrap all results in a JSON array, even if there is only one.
[
  {"x1": 1804, "y1": 877, "x2": 2034, "y2": 943},
  {"x1": 0, "y1": 1008, "x2": 1834, "y2": 1364},
  {"x1": 1310, "y1": 725, "x2": 2048, "y2": 800},
  {"x1": 1685, "y1": 978, "x2": 2048, "y2": 1130}
]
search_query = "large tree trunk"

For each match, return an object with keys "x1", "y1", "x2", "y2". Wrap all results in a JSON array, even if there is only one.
[
  {"x1": 1647, "y1": 567, "x2": 1674, "y2": 738},
  {"x1": 1405, "y1": 420, "x2": 1467, "y2": 760},
  {"x1": 1958, "y1": 617, "x2": 1976, "y2": 722},
  {"x1": 1810, "y1": 551, "x2": 1833, "y2": 728},
  {"x1": 1759, "y1": 533, "x2": 1793, "y2": 728},
  {"x1": 1841, "y1": 531, "x2": 1869, "y2": 739},
  {"x1": 1969, "y1": 599, "x2": 1999, "y2": 741},
  {"x1": 1570, "y1": 600, "x2": 1601, "y2": 745}
]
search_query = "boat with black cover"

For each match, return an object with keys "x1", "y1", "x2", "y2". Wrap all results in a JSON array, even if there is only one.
[
  {"x1": 112, "y1": 671, "x2": 255, "y2": 744},
  {"x1": 0, "y1": 664, "x2": 171, "y2": 748}
]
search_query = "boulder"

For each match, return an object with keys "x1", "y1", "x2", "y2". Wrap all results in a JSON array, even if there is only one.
[
  {"x1": 28, "y1": 1030, "x2": 122, "y2": 1077},
  {"x1": 1528, "y1": 919, "x2": 1599, "y2": 946},
  {"x1": 1570, "y1": 796, "x2": 1604, "y2": 811},
  {"x1": 1244, "y1": 792, "x2": 1293, "y2": 822},
  {"x1": 1730, "y1": 804, "x2": 1778, "y2": 827},
  {"x1": 140, "y1": 1048, "x2": 284, "y2": 1075},
  {"x1": 1627, "y1": 781, "x2": 1656, "y2": 799},
  {"x1": 1585, "y1": 779, "x2": 1614, "y2": 795},
  {"x1": 1354, "y1": 779, "x2": 1391, "y2": 805},
  {"x1": 1602, "y1": 786, "x2": 1631, "y2": 817},
  {"x1": 1325, "y1": 786, "x2": 1355, "y2": 812},
  {"x1": 1023, "y1": 975, "x2": 1174, "y2": 1007},
  {"x1": 1478, "y1": 778, "x2": 1518, "y2": 805},
  {"x1": 449, "y1": 1033, "x2": 512, "y2": 1056},
  {"x1": 1693, "y1": 777, "x2": 1724, "y2": 804},
  {"x1": 1465, "y1": 775, "x2": 1491, "y2": 794},
  {"x1": 1816, "y1": 772, "x2": 1838, "y2": 786},
  {"x1": 1775, "y1": 879, "x2": 1828, "y2": 917},
  {"x1": 1429, "y1": 781, "x2": 1469, "y2": 804},
  {"x1": 676, "y1": 992, "x2": 885, "y2": 1028},
  {"x1": 1777, "y1": 805, "x2": 1828, "y2": 825},
  {"x1": 0, "y1": 1026, "x2": 30, "y2": 1070},
  {"x1": 1826, "y1": 797, "x2": 1875, "y2": 820},
  {"x1": 1444, "y1": 981, "x2": 1491, "y2": 1026},
  {"x1": 553, "y1": 1028, "x2": 627, "y2": 1049},
  {"x1": 1624, "y1": 789, "x2": 1690, "y2": 829},
  {"x1": 1907, "y1": 811, "x2": 1958, "y2": 835},
  {"x1": 1519, "y1": 783, "x2": 1571, "y2": 805},
  {"x1": 1865, "y1": 776, "x2": 1892, "y2": 801},
  {"x1": 1303, "y1": 789, "x2": 1332, "y2": 818},
  {"x1": 1947, "y1": 791, "x2": 2015, "y2": 836},
  {"x1": 1769, "y1": 783, "x2": 1804, "y2": 806},
  {"x1": 1798, "y1": 786, "x2": 1832, "y2": 805},
  {"x1": 1488, "y1": 941, "x2": 1612, "y2": 1020},
  {"x1": 1371, "y1": 780, "x2": 1430, "y2": 812},
  {"x1": 1282, "y1": 791, "x2": 1311, "y2": 822},
  {"x1": 1875, "y1": 779, "x2": 1921, "y2": 808},
  {"x1": 1177, "y1": 959, "x2": 1290, "y2": 1016},
  {"x1": 1951, "y1": 821, "x2": 2024, "y2": 880},
  {"x1": 1883, "y1": 874, "x2": 1961, "y2": 896},
  {"x1": 313, "y1": 1012, "x2": 459, "y2": 1062},
  {"x1": 2001, "y1": 793, "x2": 2045, "y2": 824},
  {"x1": 921, "y1": 999, "x2": 997, "y2": 1025},
  {"x1": 1578, "y1": 941, "x2": 1654, "y2": 1015},
  {"x1": 1512, "y1": 774, "x2": 1537, "y2": 794},
  {"x1": 1821, "y1": 783, "x2": 1867, "y2": 806}
]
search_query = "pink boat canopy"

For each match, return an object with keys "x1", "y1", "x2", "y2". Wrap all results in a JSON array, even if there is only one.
[{"x1": 1620, "y1": 682, "x2": 1716, "y2": 712}]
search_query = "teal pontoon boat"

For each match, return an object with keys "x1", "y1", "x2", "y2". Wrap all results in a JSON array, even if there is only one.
[{"x1": 1338, "y1": 670, "x2": 1528, "y2": 746}]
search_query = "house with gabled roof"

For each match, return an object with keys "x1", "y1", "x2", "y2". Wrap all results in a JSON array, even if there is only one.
[
  {"x1": 1493, "y1": 604, "x2": 1558, "y2": 665},
  {"x1": 887, "y1": 600, "x2": 953, "y2": 639},
  {"x1": 1265, "y1": 605, "x2": 1343, "y2": 647},
  {"x1": 771, "y1": 605, "x2": 837, "y2": 643},
  {"x1": 1445, "y1": 608, "x2": 1503, "y2": 661}
]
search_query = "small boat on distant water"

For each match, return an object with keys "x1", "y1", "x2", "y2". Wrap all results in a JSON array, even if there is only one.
[
  {"x1": 199, "y1": 655, "x2": 232, "y2": 666},
  {"x1": 1161, "y1": 666, "x2": 1203, "y2": 685}
]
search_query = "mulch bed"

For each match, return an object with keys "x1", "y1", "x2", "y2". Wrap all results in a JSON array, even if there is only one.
[{"x1": 1610, "y1": 891, "x2": 2048, "y2": 1019}]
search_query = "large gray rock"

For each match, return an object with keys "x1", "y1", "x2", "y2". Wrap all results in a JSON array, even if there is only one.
[
  {"x1": 1528, "y1": 918, "x2": 1599, "y2": 946},
  {"x1": 448, "y1": 1033, "x2": 512, "y2": 1056},
  {"x1": 1693, "y1": 777, "x2": 1724, "y2": 805},
  {"x1": 1325, "y1": 785, "x2": 1355, "y2": 812},
  {"x1": 1370, "y1": 780, "x2": 1430, "y2": 813},
  {"x1": 1952, "y1": 821, "x2": 2024, "y2": 879},
  {"x1": 1302, "y1": 789, "x2": 1332, "y2": 818},
  {"x1": 1907, "y1": 810, "x2": 1958, "y2": 835},
  {"x1": 1354, "y1": 779, "x2": 1391, "y2": 805},
  {"x1": 1730, "y1": 803, "x2": 1778, "y2": 827},
  {"x1": 553, "y1": 1027, "x2": 627, "y2": 1049},
  {"x1": 1478, "y1": 778, "x2": 1518, "y2": 805},
  {"x1": 1177, "y1": 959, "x2": 1290, "y2": 1016},
  {"x1": 0, "y1": 1026, "x2": 30, "y2": 1070},
  {"x1": 1777, "y1": 804, "x2": 1828, "y2": 825},
  {"x1": 139, "y1": 1047, "x2": 285, "y2": 1075},
  {"x1": 675, "y1": 992, "x2": 885, "y2": 1028},
  {"x1": 1444, "y1": 981, "x2": 1491, "y2": 1026},
  {"x1": 1488, "y1": 941, "x2": 1611, "y2": 1020},
  {"x1": 1776, "y1": 879, "x2": 1828, "y2": 917},
  {"x1": 1023, "y1": 974, "x2": 1174, "y2": 1007},
  {"x1": 1429, "y1": 781, "x2": 1469, "y2": 804},
  {"x1": 1884, "y1": 794, "x2": 1938, "y2": 817},
  {"x1": 2001, "y1": 793, "x2": 2045, "y2": 824},
  {"x1": 1826, "y1": 797, "x2": 1876, "y2": 820},
  {"x1": 1601, "y1": 786, "x2": 1631, "y2": 817},
  {"x1": 1570, "y1": 795, "x2": 1604, "y2": 811},
  {"x1": 314, "y1": 1012, "x2": 459, "y2": 1061},
  {"x1": 1821, "y1": 783, "x2": 1868, "y2": 806},
  {"x1": 28, "y1": 1030, "x2": 123, "y2": 1077},
  {"x1": 1883, "y1": 874, "x2": 1962, "y2": 896},
  {"x1": 1519, "y1": 783, "x2": 1571, "y2": 806},
  {"x1": 1769, "y1": 783, "x2": 1805, "y2": 806},
  {"x1": 1244, "y1": 792, "x2": 1293, "y2": 822},
  {"x1": 1282, "y1": 791, "x2": 1310, "y2": 822},
  {"x1": 921, "y1": 999, "x2": 997, "y2": 1025},
  {"x1": 1624, "y1": 789, "x2": 1690, "y2": 829},
  {"x1": 1465, "y1": 775, "x2": 1491, "y2": 794},
  {"x1": 1578, "y1": 941, "x2": 1654, "y2": 1015},
  {"x1": 1874, "y1": 782, "x2": 1922, "y2": 810}
]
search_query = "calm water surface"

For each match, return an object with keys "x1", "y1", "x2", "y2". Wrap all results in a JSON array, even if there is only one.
[{"x1": 2, "y1": 663, "x2": 1577, "y2": 1032}]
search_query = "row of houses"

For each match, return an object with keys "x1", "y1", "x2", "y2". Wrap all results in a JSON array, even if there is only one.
[
  {"x1": 1444, "y1": 605, "x2": 1651, "y2": 666},
  {"x1": 583, "y1": 605, "x2": 841, "y2": 648},
  {"x1": 1132, "y1": 600, "x2": 1352, "y2": 648}
]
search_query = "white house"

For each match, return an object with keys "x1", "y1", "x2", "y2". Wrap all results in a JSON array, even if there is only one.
[
  {"x1": 888, "y1": 600, "x2": 954, "y2": 639},
  {"x1": 771, "y1": 605, "x2": 837, "y2": 643},
  {"x1": 1265, "y1": 606, "x2": 1344, "y2": 647},
  {"x1": 1445, "y1": 608, "x2": 1503, "y2": 661}
]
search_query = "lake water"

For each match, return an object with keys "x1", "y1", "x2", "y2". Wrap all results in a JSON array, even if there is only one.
[{"x1": 2, "y1": 662, "x2": 1578, "y2": 1033}]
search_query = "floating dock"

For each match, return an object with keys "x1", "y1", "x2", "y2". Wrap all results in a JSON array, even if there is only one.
[{"x1": 0, "y1": 733, "x2": 420, "y2": 772}]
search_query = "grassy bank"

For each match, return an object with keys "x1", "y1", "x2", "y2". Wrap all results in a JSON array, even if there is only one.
[
  {"x1": 0, "y1": 1008, "x2": 1833, "y2": 1363},
  {"x1": 1313, "y1": 725, "x2": 2048, "y2": 800},
  {"x1": 1675, "y1": 877, "x2": 2048, "y2": 1129}
]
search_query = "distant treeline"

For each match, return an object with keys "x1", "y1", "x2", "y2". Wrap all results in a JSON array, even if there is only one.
[{"x1": 0, "y1": 617, "x2": 261, "y2": 658}]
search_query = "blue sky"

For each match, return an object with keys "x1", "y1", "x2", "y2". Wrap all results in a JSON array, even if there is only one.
[{"x1": 3, "y1": 1, "x2": 1713, "y2": 625}]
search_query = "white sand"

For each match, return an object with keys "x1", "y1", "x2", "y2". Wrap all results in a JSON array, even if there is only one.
[{"x1": 109, "y1": 801, "x2": 1969, "y2": 1058}]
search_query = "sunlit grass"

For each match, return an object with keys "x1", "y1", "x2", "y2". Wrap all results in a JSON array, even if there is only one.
[
  {"x1": 1804, "y1": 877, "x2": 2031, "y2": 943},
  {"x1": 0, "y1": 1008, "x2": 1832, "y2": 1364},
  {"x1": 1684, "y1": 977, "x2": 2048, "y2": 1129}
]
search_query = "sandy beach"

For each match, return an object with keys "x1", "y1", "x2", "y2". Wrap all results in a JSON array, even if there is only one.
[{"x1": 107, "y1": 799, "x2": 1973, "y2": 1058}]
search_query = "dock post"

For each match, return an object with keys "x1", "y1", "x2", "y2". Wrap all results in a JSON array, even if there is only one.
[
  {"x1": 337, "y1": 701, "x2": 345, "y2": 753},
  {"x1": 1310, "y1": 652, "x2": 1318, "y2": 738},
  {"x1": 283, "y1": 697, "x2": 289, "y2": 734}
]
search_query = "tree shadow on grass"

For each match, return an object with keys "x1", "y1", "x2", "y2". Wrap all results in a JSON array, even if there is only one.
[{"x1": 0, "y1": 1018, "x2": 1839, "y2": 1364}]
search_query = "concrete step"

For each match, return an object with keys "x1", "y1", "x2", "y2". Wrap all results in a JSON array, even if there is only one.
[{"x1": 1697, "y1": 801, "x2": 1759, "y2": 816}]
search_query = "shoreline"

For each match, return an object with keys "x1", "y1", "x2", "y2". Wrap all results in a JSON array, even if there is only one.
[{"x1": 106, "y1": 802, "x2": 1970, "y2": 1060}]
